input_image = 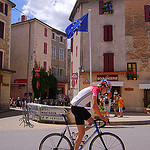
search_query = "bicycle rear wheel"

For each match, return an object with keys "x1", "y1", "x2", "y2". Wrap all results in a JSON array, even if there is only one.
[
  {"x1": 89, "y1": 132, "x2": 125, "y2": 150},
  {"x1": 39, "y1": 133, "x2": 73, "y2": 150}
]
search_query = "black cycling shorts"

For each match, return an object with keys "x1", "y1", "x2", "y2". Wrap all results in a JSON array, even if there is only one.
[{"x1": 71, "y1": 106, "x2": 91, "y2": 125}]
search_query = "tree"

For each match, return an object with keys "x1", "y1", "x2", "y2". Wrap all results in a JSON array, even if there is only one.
[{"x1": 32, "y1": 63, "x2": 57, "y2": 100}]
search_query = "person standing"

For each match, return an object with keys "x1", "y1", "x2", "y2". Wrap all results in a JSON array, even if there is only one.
[
  {"x1": 118, "y1": 94, "x2": 124, "y2": 117},
  {"x1": 112, "y1": 95, "x2": 118, "y2": 117}
]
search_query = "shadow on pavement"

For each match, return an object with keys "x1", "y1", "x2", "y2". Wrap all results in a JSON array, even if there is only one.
[{"x1": 0, "y1": 108, "x2": 23, "y2": 119}]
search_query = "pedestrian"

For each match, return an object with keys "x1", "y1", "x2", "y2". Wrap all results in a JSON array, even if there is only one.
[
  {"x1": 70, "y1": 78, "x2": 111, "y2": 150},
  {"x1": 102, "y1": 93, "x2": 111, "y2": 117},
  {"x1": 118, "y1": 94, "x2": 124, "y2": 117},
  {"x1": 112, "y1": 95, "x2": 118, "y2": 117}
]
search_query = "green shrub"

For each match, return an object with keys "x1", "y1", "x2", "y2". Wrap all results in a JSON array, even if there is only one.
[
  {"x1": 99, "y1": 106, "x2": 104, "y2": 111},
  {"x1": 147, "y1": 104, "x2": 150, "y2": 109}
]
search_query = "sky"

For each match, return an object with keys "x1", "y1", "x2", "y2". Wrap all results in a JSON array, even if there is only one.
[{"x1": 11, "y1": 0, "x2": 76, "y2": 32}]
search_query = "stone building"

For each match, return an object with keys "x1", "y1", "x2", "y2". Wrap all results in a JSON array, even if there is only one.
[
  {"x1": 0, "y1": 0, "x2": 15, "y2": 110},
  {"x1": 69, "y1": 0, "x2": 150, "y2": 112},
  {"x1": 11, "y1": 17, "x2": 68, "y2": 99}
]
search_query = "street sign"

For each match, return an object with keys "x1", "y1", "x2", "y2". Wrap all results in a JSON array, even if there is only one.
[
  {"x1": 35, "y1": 72, "x2": 40, "y2": 78},
  {"x1": 72, "y1": 79, "x2": 75, "y2": 88},
  {"x1": 34, "y1": 68, "x2": 40, "y2": 72}
]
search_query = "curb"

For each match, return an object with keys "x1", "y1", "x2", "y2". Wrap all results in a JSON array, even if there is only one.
[{"x1": 109, "y1": 120, "x2": 150, "y2": 125}]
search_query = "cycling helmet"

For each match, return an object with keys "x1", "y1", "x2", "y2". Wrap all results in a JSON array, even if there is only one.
[{"x1": 97, "y1": 78, "x2": 111, "y2": 91}]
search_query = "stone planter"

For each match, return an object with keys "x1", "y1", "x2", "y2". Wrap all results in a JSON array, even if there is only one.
[{"x1": 145, "y1": 108, "x2": 150, "y2": 115}]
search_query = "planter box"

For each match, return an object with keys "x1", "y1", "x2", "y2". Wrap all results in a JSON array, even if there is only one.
[{"x1": 146, "y1": 108, "x2": 150, "y2": 115}]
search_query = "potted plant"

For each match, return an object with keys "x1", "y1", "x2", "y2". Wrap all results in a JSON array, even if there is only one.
[{"x1": 127, "y1": 69, "x2": 137, "y2": 80}]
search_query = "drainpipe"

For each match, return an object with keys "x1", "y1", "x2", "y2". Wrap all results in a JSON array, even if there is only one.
[{"x1": 26, "y1": 21, "x2": 31, "y2": 97}]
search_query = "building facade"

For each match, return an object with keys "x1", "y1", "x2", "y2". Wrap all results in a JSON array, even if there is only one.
[
  {"x1": 0, "y1": 0, "x2": 15, "y2": 109},
  {"x1": 69, "y1": 0, "x2": 150, "y2": 112},
  {"x1": 11, "y1": 17, "x2": 68, "y2": 100}
]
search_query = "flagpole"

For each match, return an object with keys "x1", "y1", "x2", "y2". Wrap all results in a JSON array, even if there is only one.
[{"x1": 88, "y1": 9, "x2": 92, "y2": 86}]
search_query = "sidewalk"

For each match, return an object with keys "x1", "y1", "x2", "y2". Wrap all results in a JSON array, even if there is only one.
[{"x1": 0, "y1": 108, "x2": 150, "y2": 131}]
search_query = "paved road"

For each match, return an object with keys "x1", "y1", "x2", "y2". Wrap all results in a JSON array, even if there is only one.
[{"x1": 0, "y1": 108, "x2": 150, "y2": 150}]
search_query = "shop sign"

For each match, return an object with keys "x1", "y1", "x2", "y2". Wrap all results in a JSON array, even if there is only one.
[
  {"x1": 14, "y1": 79, "x2": 27, "y2": 83},
  {"x1": 97, "y1": 75, "x2": 118, "y2": 81},
  {"x1": 71, "y1": 73, "x2": 78, "y2": 79},
  {"x1": 125, "y1": 88, "x2": 134, "y2": 91}
]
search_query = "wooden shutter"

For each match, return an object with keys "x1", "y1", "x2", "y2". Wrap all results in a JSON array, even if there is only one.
[
  {"x1": 108, "y1": 25, "x2": 113, "y2": 41},
  {"x1": 0, "y1": 51, "x2": 3, "y2": 69},
  {"x1": 5, "y1": 4, "x2": 8, "y2": 16},
  {"x1": 99, "y1": 1, "x2": 104, "y2": 15},
  {"x1": 0, "y1": 21, "x2": 4, "y2": 39},
  {"x1": 71, "y1": 38, "x2": 73, "y2": 52},
  {"x1": 108, "y1": 53, "x2": 114, "y2": 72},
  {"x1": 104, "y1": 25, "x2": 108, "y2": 41},
  {"x1": 104, "y1": 53, "x2": 109, "y2": 72},
  {"x1": 0, "y1": 2, "x2": 3, "y2": 13},
  {"x1": 144, "y1": 5, "x2": 150, "y2": 22},
  {"x1": 44, "y1": 42, "x2": 47, "y2": 54},
  {"x1": 44, "y1": 28, "x2": 47, "y2": 37},
  {"x1": 44, "y1": 61, "x2": 47, "y2": 71}
]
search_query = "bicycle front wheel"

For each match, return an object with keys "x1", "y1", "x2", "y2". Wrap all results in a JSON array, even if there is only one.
[
  {"x1": 89, "y1": 132, "x2": 125, "y2": 150},
  {"x1": 39, "y1": 133, "x2": 72, "y2": 150}
]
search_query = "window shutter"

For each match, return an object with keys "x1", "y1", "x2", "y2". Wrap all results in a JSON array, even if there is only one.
[
  {"x1": 5, "y1": 4, "x2": 8, "y2": 16},
  {"x1": 108, "y1": 53, "x2": 114, "y2": 72},
  {"x1": 0, "y1": 2, "x2": 3, "y2": 13},
  {"x1": 104, "y1": 53, "x2": 109, "y2": 72},
  {"x1": 44, "y1": 28, "x2": 47, "y2": 37},
  {"x1": 44, "y1": 42, "x2": 47, "y2": 54},
  {"x1": 0, "y1": 51, "x2": 3, "y2": 69},
  {"x1": 108, "y1": 25, "x2": 113, "y2": 41},
  {"x1": 44, "y1": 61, "x2": 47, "y2": 71},
  {"x1": 99, "y1": 1, "x2": 104, "y2": 15},
  {"x1": 71, "y1": 38, "x2": 73, "y2": 52},
  {"x1": 144, "y1": 5, "x2": 150, "y2": 22},
  {"x1": 0, "y1": 21, "x2": 4, "y2": 39},
  {"x1": 104, "y1": 25, "x2": 108, "y2": 41}
]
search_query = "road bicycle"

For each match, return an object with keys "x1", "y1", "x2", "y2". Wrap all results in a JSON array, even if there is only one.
[{"x1": 39, "y1": 113, "x2": 125, "y2": 150}]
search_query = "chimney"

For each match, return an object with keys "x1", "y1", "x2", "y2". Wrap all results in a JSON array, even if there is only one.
[{"x1": 21, "y1": 15, "x2": 27, "y2": 22}]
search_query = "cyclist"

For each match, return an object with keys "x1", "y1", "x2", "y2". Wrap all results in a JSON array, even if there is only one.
[{"x1": 71, "y1": 78, "x2": 112, "y2": 150}]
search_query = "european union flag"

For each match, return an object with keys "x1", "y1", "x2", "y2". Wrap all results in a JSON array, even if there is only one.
[{"x1": 65, "y1": 13, "x2": 88, "y2": 39}]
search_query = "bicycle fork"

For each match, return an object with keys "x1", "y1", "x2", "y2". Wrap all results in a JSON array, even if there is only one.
[{"x1": 95, "y1": 123, "x2": 108, "y2": 150}]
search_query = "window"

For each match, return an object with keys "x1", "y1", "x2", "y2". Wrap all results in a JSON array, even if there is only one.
[
  {"x1": 43, "y1": 61, "x2": 47, "y2": 71},
  {"x1": 44, "y1": 42, "x2": 47, "y2": 54},
  {"x1": 52, "y1": 46, "x2": 56, "y2": 58},
  {"x1": 52, "y1": 67, "x2": 57, "y2": 75},
  {"x1": 59, "y1": 49, "x2": 64, "y2": 60},
  {"x1": 0, "y1": 2, "x2": 8, "y2": 16},
  {"x1": 99, "y1": 1, "x2": 113, "y2": 15},
  {"x1": 60, "y1": 36, "x2": 63, "y2": 43},
  {"x1": 71, "y1": 62, "x2": 73, "y2": 74},
  {"x1": 0, "y1": 21, "x2": 4, "y2": 39},
  {"x1": 0, "y1": 51, "x2": 3, "y2": 69},
  {"x1": 104, "y1": 53, "x2": 114, "y2": 72},
  {"x1": 52, "y1": 32, "x2": 55, "y2": 39},
  {"x1": 58, "y1": 68, "x2": 64, "y2": 75},
  {"x1": 44, "y1": 28, "x2": 47, "y2": 37},
  {"x1": 76, "y1": 46, "x2": 78, "y2": 57},
  {"x1": 104, "y1": 25, "x2": 113, "y2": 41},
  {"x1": 71, "y1": 38, "x2": 73, "y2": 52},
  {"x1": 127, "y1": 63, "x2": 137, "y2": 80},
  {"x1": 144, "y1": 5, "x2": 150, "y2": 22}
]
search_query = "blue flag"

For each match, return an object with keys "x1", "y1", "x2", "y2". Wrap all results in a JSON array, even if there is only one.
[{"x1": 65, "y1": 13, "x2": 88, "y2": 39}]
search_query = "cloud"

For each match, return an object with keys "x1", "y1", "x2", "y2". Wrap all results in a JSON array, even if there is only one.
[{"x1": 22, "y1": 0, "x2": 76, "y2": 31}]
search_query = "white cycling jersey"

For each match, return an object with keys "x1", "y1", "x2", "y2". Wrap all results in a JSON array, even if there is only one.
[{"x1": 70, "y1": 86, "x2": 99, "y2": 107}]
